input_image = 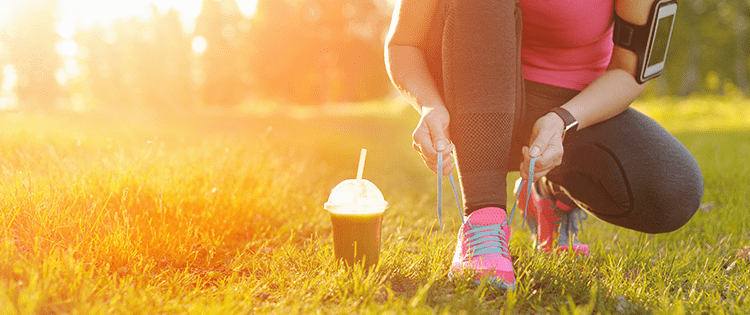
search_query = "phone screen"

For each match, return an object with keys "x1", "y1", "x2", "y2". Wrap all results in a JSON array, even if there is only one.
[
  {"x1": 646, "y1": 14, "x2": 675, "y2": 67},
  {"x1": 642, "y1": 2, "x2": 677, "y2": 80}
]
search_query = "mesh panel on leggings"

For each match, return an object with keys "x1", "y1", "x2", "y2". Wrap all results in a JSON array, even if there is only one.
[{"x1": 451, "y1": 112, "x2": 514, "y2": 174}]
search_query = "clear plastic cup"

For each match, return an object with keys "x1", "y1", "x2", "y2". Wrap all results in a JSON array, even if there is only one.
[{"x1": 324, "y1": 178, "x2": 388, "y2": 268}]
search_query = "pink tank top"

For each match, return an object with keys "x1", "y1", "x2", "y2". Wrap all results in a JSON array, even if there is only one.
[{"x1": 520, "y1": 0, "x2": 614, "y2": 91}]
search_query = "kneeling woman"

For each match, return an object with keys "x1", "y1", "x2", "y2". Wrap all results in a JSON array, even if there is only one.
[{"x1": 384, "y1": 0, "x2": 703, "y2": 289}]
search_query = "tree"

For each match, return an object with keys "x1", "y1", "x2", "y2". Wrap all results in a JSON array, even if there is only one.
[
  {"x1": 76, "y1": 6, "x2": 195, "y2": 109},
  {"x1": 3, "y1": 0, "x2": 61, "y2": 110},
  {"x1": 248, "y1": 0, "x2": 392, "y2": 105},
  {"x1": 661, "y1": 0, "x2": 750, "y2": 96},
  {"x1": 194, "y1": 0, "x2": 248, "y2": 107}
]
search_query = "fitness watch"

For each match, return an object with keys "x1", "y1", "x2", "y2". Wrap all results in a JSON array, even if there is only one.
[{"x1": 549, "y1": 107, "x2": 578, "y2": 138}]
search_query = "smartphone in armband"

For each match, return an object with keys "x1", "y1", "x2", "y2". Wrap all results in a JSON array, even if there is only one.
[{"x1": 613, "y1": 0, "x2": 678, "y2": 84}]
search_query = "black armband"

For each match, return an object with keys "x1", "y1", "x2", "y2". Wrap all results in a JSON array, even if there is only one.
[{"x1": 612, "y1": 0, "x2": 678, "y2": 84}]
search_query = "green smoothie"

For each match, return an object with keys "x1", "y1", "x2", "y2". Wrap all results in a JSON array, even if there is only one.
[{"x1": 329, "y1": 211, "x2": 383, "y2": 268}]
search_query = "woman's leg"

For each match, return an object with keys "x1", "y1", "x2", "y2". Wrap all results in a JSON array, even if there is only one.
[
  {"x1": 424, "y1": 0, "x2": 524, "y2": 215},
  {"x1": 547, "y1": 108, "x2": 703, "y2": 233},
  {"x1": 513, "y1": 81, "x2": 703, "y2": 234}
]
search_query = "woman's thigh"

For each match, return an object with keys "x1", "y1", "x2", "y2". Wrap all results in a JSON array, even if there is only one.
[{"x1": 547, "y1": 108, "x2": 704, "y2": 233}]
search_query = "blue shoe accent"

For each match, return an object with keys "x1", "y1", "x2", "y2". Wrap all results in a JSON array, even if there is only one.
[
  {"x1": 464, "y1": 223, "x2": 510, "y2": 258},
  {"x1": 553, "y1": 205, "x2": 588, "y2": 247},
  {"x1": 475, "y1": 278, "x2": 516, "y2": 290}
]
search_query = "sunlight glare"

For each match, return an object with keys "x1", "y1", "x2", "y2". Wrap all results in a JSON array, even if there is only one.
[
  {"x1": 2, "y1": 65, "x2": 16, "y2": 91},
  {"x1": 56, "y1": 39, "x2": 79, "y2": 58},
  {"x1": 5, "y1": 0, "x2": 259, "y2": 38},
  {"x1": 0, "y1": 95, "x2": 15, "y2": 110},
  {"x1": 65, "y1": 59, "x2": 81, "y2": 78},
  {"x1": 137, "y1": 5, "x2": 155, "y2": 22},
  {"x1": 56, "y1": 15, "x2": 77, "y2": 39},
  {"x1": 56, "y1": 69, "x2": 70, "y2": 86},
  {"x1": 192, "y1": 36, "x2": 207, "y2": 55},
  {"x1": 0, "y1": 1, "x2": 8, "y2": 28},
  {"x1": 0, "y1": 65, "x2": 17, "y2": 110},
  {"x1": 59, "y1": 0, "x2": 137, "y2": 27},
  {"x1": 52, "y1": 0, "x2": 257, "y2": 35},
  {"x1": 237, "y1": 0, "x2": 258, "y2": 17}
]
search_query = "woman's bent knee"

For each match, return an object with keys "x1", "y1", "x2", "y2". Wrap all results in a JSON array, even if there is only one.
[
  {"x1": 631, "y1": 164, "x2": 704, "y2": 234},
  {"x1": 653, "y1": 166, "x2": 704, "y2": 233}
]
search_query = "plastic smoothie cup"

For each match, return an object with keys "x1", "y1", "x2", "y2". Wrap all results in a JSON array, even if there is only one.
[{"x1": 324, "y1": 149, "x2": 388, "y2": 268}]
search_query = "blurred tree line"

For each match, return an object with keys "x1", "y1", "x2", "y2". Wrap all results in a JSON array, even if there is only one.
[
  {"x1": 662, "y1": 0, "x2": 750, "y2": 96},
  {"x1": 0, "y1": 0, "x2": 747, "y2": 111},
  {"x1": 0, "y1": 0, "x2": 61, "y2": 110}
]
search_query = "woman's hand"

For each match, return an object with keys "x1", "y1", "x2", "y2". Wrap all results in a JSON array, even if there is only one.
[
  {"x1": 520, "y1": 112, "x2": 566, "y2": 182},
  {"x1": 412, "y1": 105, "x2": 455, "y2": 176}
]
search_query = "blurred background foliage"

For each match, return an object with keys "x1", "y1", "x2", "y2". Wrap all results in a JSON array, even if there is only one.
[{"x1": 0, "y1": 0, "x2": 747, "y2": 111}]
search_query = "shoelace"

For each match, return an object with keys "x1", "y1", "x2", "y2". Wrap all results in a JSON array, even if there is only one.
[
  {"x1": 553, "y1": 205, "x2": 588, "y2": 246},
  {"x1": 435, "y1": 151, "x2": 586, "y2": 257},
  {"x1": 510, "y1": 158, "x2": 535, "y2": 229},
  {"x1": 465, "y1": 224, "x2": 509, "y2": 258},
  {"x1": 436, "y1": 152, "x2": 537, "y2": 261},
  {"x1": 436, "y1": 151, "x2": 465, "y2": 229},
  {"x1": 436, "y1": 151, "x2": 536, "y2": 230}
]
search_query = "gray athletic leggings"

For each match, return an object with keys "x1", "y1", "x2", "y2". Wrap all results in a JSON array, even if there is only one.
[{"x1": 422, "y1": 0, "x2": 703, "y2": 233}]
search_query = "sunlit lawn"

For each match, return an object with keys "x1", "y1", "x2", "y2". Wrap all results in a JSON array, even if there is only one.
[{"x1": 0, "y1": 96, "x2": 749, "y2": 314}]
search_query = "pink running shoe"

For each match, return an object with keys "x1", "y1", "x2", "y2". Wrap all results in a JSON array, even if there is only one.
[
  {"x1": 514, "y1": 178, "x2": 590, "y2": 257},
  {"x1": 450, "y1": 207, "x2": 515, "y2": 290}
]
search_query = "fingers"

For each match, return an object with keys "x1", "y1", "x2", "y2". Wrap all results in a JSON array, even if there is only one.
[
  {"x1": 521, "y1": 143, "x2": 563, "y2": 182},
  {"x1": 443, "y1": 159, "x2": 455, "y2": 175},
  {"x1": 418, "y1": 152, "x2": 454, "y2": 175},
  {"x1": 528, "y1": 122, "x2": 556, "y2": 159},
  {"x1": 413, "y1": 121, "x2": 453, "y2": 175},
  {"x1": 412, "y1": 123, "x2": 435, "y2": 155},
  {"x1": 417, "y1": 143, "x2": 455, "y2": 175},
  {"x1": 429, "y1": 119, "x2": 449, "y2": 153},
  {"x1": 412, "y1": 108, "x2": 454, "y2": 175},
  {"x1": 438, "y1": 157, "x2": 456, "y2": 176},
  {"x1": 521, "y1": 113, "x2": 566, "y2": 182},
  {"x1": 415, "y1": 141, "x2": 454, "y2": 164},
  {"x1": 412, "y1": 108, "x2": 450, "y2": 153}
]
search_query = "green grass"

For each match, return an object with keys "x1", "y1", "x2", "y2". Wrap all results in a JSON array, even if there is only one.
[{"x1": 0, "y1": 96, "x2": 748, "y2": 314}]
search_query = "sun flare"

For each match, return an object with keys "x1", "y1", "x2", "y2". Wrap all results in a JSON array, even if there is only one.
[
  {"x1": 0, "y1": 0, "x2": 257, "y2": 35},
  {"x1": 0, "y1": 0, "x2": 259, "y2": 110}
]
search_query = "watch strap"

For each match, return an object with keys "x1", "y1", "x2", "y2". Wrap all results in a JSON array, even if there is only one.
[{"x1": 549, "y1": 107, "x2": 578, "y2": 134}]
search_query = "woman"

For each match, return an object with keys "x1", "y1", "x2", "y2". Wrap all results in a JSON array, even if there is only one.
[{"x1": 384, "y1": 0, "x2": 703, "y2": 290}]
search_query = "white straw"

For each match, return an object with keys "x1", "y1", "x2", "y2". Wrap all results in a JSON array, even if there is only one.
[{"x1": 356, "y1": 149, "x2": 367, "y2": 180}]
